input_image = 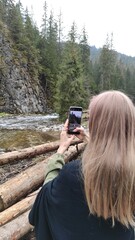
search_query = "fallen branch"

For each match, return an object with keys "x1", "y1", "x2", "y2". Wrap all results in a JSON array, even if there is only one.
[
  {"x1": 0, "y1": 143, "x2": 85, "y2": 211},
  {"x1": 0, "y1": 139, "x2": 82, "y2": 165}
]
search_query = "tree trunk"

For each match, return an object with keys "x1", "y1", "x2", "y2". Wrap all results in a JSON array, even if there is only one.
[
  {"x1": 0, "y1": 210, "x2": 32, "y2": 240},
  {"x1": 0, "y1": 139, "x2": 82, "y2": 165},
  {"x1": 0, "y1": 158, "x2": 46, "y2": 212},
  {"x1": 0, "y1": 143, "x2": 85, "y2": 211},
  {"x1": 0, "y1": 190, "x2": 39, "y2": 226}
]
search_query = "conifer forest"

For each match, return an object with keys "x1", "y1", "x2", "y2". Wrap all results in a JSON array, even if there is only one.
[{"x1": 0, "y1": 0, "x2": 135, "y2": 118}]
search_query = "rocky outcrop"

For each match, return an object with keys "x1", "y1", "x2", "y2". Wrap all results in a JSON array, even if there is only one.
[{"x1": 0, "y1": 25, "x2": 46, "y2": 113}]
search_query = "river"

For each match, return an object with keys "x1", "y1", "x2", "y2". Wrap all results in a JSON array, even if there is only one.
[
  {"x1": 0, "y1": 113, "x2": 60, "y2": 130},
  {"x1": 0, "y1": 114, "x2": 62, "y2": 152}
]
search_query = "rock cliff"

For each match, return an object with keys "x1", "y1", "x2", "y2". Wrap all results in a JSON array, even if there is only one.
[{"x1": 0, "y1": 24, "x2": 46, "y2": 113}]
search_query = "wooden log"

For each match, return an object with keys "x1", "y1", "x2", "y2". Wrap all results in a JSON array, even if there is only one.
[
  {"x1": 0, "y1": 158, "x2": 47, "y2": 212},
  {"x1": 0, "y1": 190, "x2": 39, "y2": 226},
  {"x1": 0, "y1": 143, "x2": 85, "y2": 211},
  {"x1": 0, "y1": 210, "x2": 32, "y2": 240},
  {"x1": 0, "y1": 139, "x2": 82, "y2": 165}
]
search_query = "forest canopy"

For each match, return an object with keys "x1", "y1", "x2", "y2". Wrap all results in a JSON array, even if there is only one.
[{"x1": 0, "y1": 0, "x2": 135, "y2": 118}]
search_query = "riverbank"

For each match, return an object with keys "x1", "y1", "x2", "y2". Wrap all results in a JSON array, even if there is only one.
[
  {"x1": 0, "y1": 114, "x2": 62, "y2": 152},
  {"x1": 0, "y1": 112, "x2": 88, "y2": 152}
]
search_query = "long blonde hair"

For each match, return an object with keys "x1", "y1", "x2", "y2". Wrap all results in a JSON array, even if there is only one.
[{"x1": 82, "y1": 90, "x2": 135, "y2": 227}]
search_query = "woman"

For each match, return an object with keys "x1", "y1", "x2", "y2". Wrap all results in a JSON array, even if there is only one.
[{"x1": 29, "y1": 90, "x2": 135, "y2": 240}]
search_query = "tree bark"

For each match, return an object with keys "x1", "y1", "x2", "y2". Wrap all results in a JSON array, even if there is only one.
[
  {"x1": 0, "y1": 190, "x2": 39, "y2": 226},
  {"x1": 0, "y1": 158, "x2": 46, "y2": 212},
  {"x1": 0, "y1": 139, "x2": 82, "y2": 165},
  {"x1": 0, "y1": 143, "x2": 85, "y2": 211},
  {"x1": 0, "y1": 210, "x2": 33, "y2": 240}
]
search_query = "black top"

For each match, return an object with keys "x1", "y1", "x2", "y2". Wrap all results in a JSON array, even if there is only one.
[{"x1": 29, "y1": 160, "x2": 134, "y2": 240}]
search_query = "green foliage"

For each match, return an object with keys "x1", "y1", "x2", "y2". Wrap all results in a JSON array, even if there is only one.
[
  {"x1": 54, "y1": 23, "x2": 87, "y2": 119},
  {"x1": 0, "y1": 112, "x2": 10, "y2": 117},
  {"x1": 79, "y1": 27, "x2": 94, "y2": 96},
  {"x1": 23, "y1": 11, "x2": 41, "y2": 82},
  {"x1": 40, "y1": 9, "x2": 61, "y2": 108},
  {"x1": 0, "y1": 55, "x2": 7, "y2": 76},
  {"x1": 7, "y1": 2, "x2": 24, "y2": 44},
  {"x1": 98, "y1": 34, "x2": 117, "y2": 90},
  {"x1": 1, "y1": 0, "x2": 135, "y2": 115},
  {"x1": 0, "y1": 0, "x2": 15, "y2": 23}
]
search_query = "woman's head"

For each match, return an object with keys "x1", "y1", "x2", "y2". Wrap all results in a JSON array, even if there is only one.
[
  {"x1": 82, "y1": 90, "x2": 135, "y2": 227},
  {"x1": 89, "y1": 90, "x2": 135, "y2": 144}
]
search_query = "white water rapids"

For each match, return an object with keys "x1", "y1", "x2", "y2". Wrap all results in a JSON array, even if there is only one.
[{"x1": 0, "y1": 113, "x2": 62, "y2": 131}]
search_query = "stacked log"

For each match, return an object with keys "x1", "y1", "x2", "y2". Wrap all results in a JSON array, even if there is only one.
[
  {"x1": 0, "y1": 190, "x2": 39, "y2": 226},
  {"x1": 0, "y1": 141, "x2": 86, "y2": 239},
  {"x1": 0, "y1": 138, "x2": 82, "y2": 165},
  {"x1": 0, "y1": 210, "x2": 32, "y2": 240}
]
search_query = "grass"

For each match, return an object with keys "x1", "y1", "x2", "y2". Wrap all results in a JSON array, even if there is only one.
[{"x1": 0, "y1": 112, "x2": 10, "y2": 117}]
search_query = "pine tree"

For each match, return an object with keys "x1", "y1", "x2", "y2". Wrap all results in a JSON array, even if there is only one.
[
  {"x1": 41, "y1": 1, "x2": 48, "y2": 38},
  {"x1": 0, "y1": 0, "x2": 5, "y2": 22},
  {"x1": 55, "y1": 22, "x2": 86, "y2": 119},
  {"x1": 79, "y1": 26, "x2": 94, "y2": 98},
  {"x1": 57, "y1": 10, "x2": 63, "y2": 62},
  {"x1": 7, "y1": 1, "x2": 24, "y2": 45},
  {"x1": 40, "y1": 9, "x2": 60, "y2": 108},
  {"x1": 23, "y1": 8, "x2": 41, "y2": 82},
  {"x1": 125, "y1": 67, "x2": 135, "y2": 96},
  {"x1": 98, "y1": 33, "x2": 117, "y2": 90},
  {"x1": 0, "y1": 0, "x2": 14, "y2": 23}
]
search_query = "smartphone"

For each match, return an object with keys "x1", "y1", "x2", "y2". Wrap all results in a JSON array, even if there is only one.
[{"x1": 68, "y1": 106, "x2": 82, "y2": 134}]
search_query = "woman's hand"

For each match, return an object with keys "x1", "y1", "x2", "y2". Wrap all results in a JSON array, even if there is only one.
[
  {"x1": 57, "y1": 119, "x2": 75, "y2": 155},
  {"x1": 73, "y1": 126, "x2": 89, "y2": 143}
]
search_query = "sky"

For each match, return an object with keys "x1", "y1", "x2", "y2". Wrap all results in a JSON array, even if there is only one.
[{"x1": 15, "y1": 0, "x2": 135, "y2": 57}]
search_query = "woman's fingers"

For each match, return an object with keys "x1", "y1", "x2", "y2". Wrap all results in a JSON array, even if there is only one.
[
  {"x1": 64, "y1": 119, "x2": 68, "y2": 129},
  {"x1": 62, "y1": 119, "x2": 69, "y2": 131}
]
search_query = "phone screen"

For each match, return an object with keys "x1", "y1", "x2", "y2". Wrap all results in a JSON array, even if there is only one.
[{"x1": 68, "y1": 106, "x2": 82, "y2": 134}]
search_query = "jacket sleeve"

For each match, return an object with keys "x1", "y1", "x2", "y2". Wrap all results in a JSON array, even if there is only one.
[{"x1": 44, "y1": 153, "x2": 65, "y2": 184}]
